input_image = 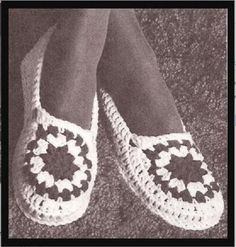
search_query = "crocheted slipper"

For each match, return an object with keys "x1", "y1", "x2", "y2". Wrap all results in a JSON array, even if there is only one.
[
  {"x1": 12, "y1": 26, "x2": 98, "y2": 226},
  {"x1": 99, "y1": 88, "x2": 224, "y2": 230}
]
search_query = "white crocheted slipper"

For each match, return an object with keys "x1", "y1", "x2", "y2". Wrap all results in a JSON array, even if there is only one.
[
  {"x1": 99, "y1": 88, "x2": 224, "y2": 230},
  {"x1": 12, "y1": 25, "x2": 98, "y2": 226}
]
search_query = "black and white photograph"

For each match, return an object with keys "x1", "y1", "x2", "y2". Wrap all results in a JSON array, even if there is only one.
[{"x1": 3, "y1": 1, "x2": 234, "y2": 245}]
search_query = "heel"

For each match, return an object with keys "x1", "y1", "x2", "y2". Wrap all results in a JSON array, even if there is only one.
[{"x1": 20, "y1": 25, "x2": 56, "y2": 126}]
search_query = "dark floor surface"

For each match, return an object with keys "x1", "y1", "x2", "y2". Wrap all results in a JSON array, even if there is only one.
[{"x1": 9, "y1": 9, "x2": 227, "y2": 238}]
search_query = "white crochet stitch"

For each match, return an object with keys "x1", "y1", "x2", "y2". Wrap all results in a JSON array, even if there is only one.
[
  {"x1": 12, "y1": 25, "x2": 98, "y2": 226},
  {"x1": 99, "y1": 88, "x2": 224, "y2": 230}
]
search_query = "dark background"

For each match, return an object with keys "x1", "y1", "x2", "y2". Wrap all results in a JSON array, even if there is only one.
[{"x1": 9, "y1": 9, "x2": 227, "y2": 238}]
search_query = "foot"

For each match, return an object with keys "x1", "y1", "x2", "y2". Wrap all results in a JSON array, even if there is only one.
[
  {"x1": 13, "y1": 10, "x2": 111, "y2": 226},
  {"x1": 98, "y1": 10, "x2": 224, "y2": 231},
  {"x1": 40, "y1": 9, "x2": 110, "y2": 129},
  {"x1": 98, "y1": 9, "x2": 184, "y2": 136}
]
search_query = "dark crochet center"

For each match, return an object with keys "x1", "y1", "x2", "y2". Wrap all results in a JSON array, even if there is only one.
[
  {"x1": 22, "y1": 124, "x2": 92, "y2": 201},
  {"x1": 138, "y1": 140, "x2": 220, "y2": 203}
]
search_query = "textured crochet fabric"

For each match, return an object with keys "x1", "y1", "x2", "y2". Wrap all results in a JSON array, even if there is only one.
[{"x1": 9, "y1": 9, "x2": 227, "y2": 238}]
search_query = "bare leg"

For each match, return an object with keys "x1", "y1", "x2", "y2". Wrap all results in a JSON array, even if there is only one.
[
  {"x1": 40, "y1": 9, "x2": 111, "y2": 129},
  {"x1": 98, "y1": 9, "x2": 184, "y2": 136}
]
